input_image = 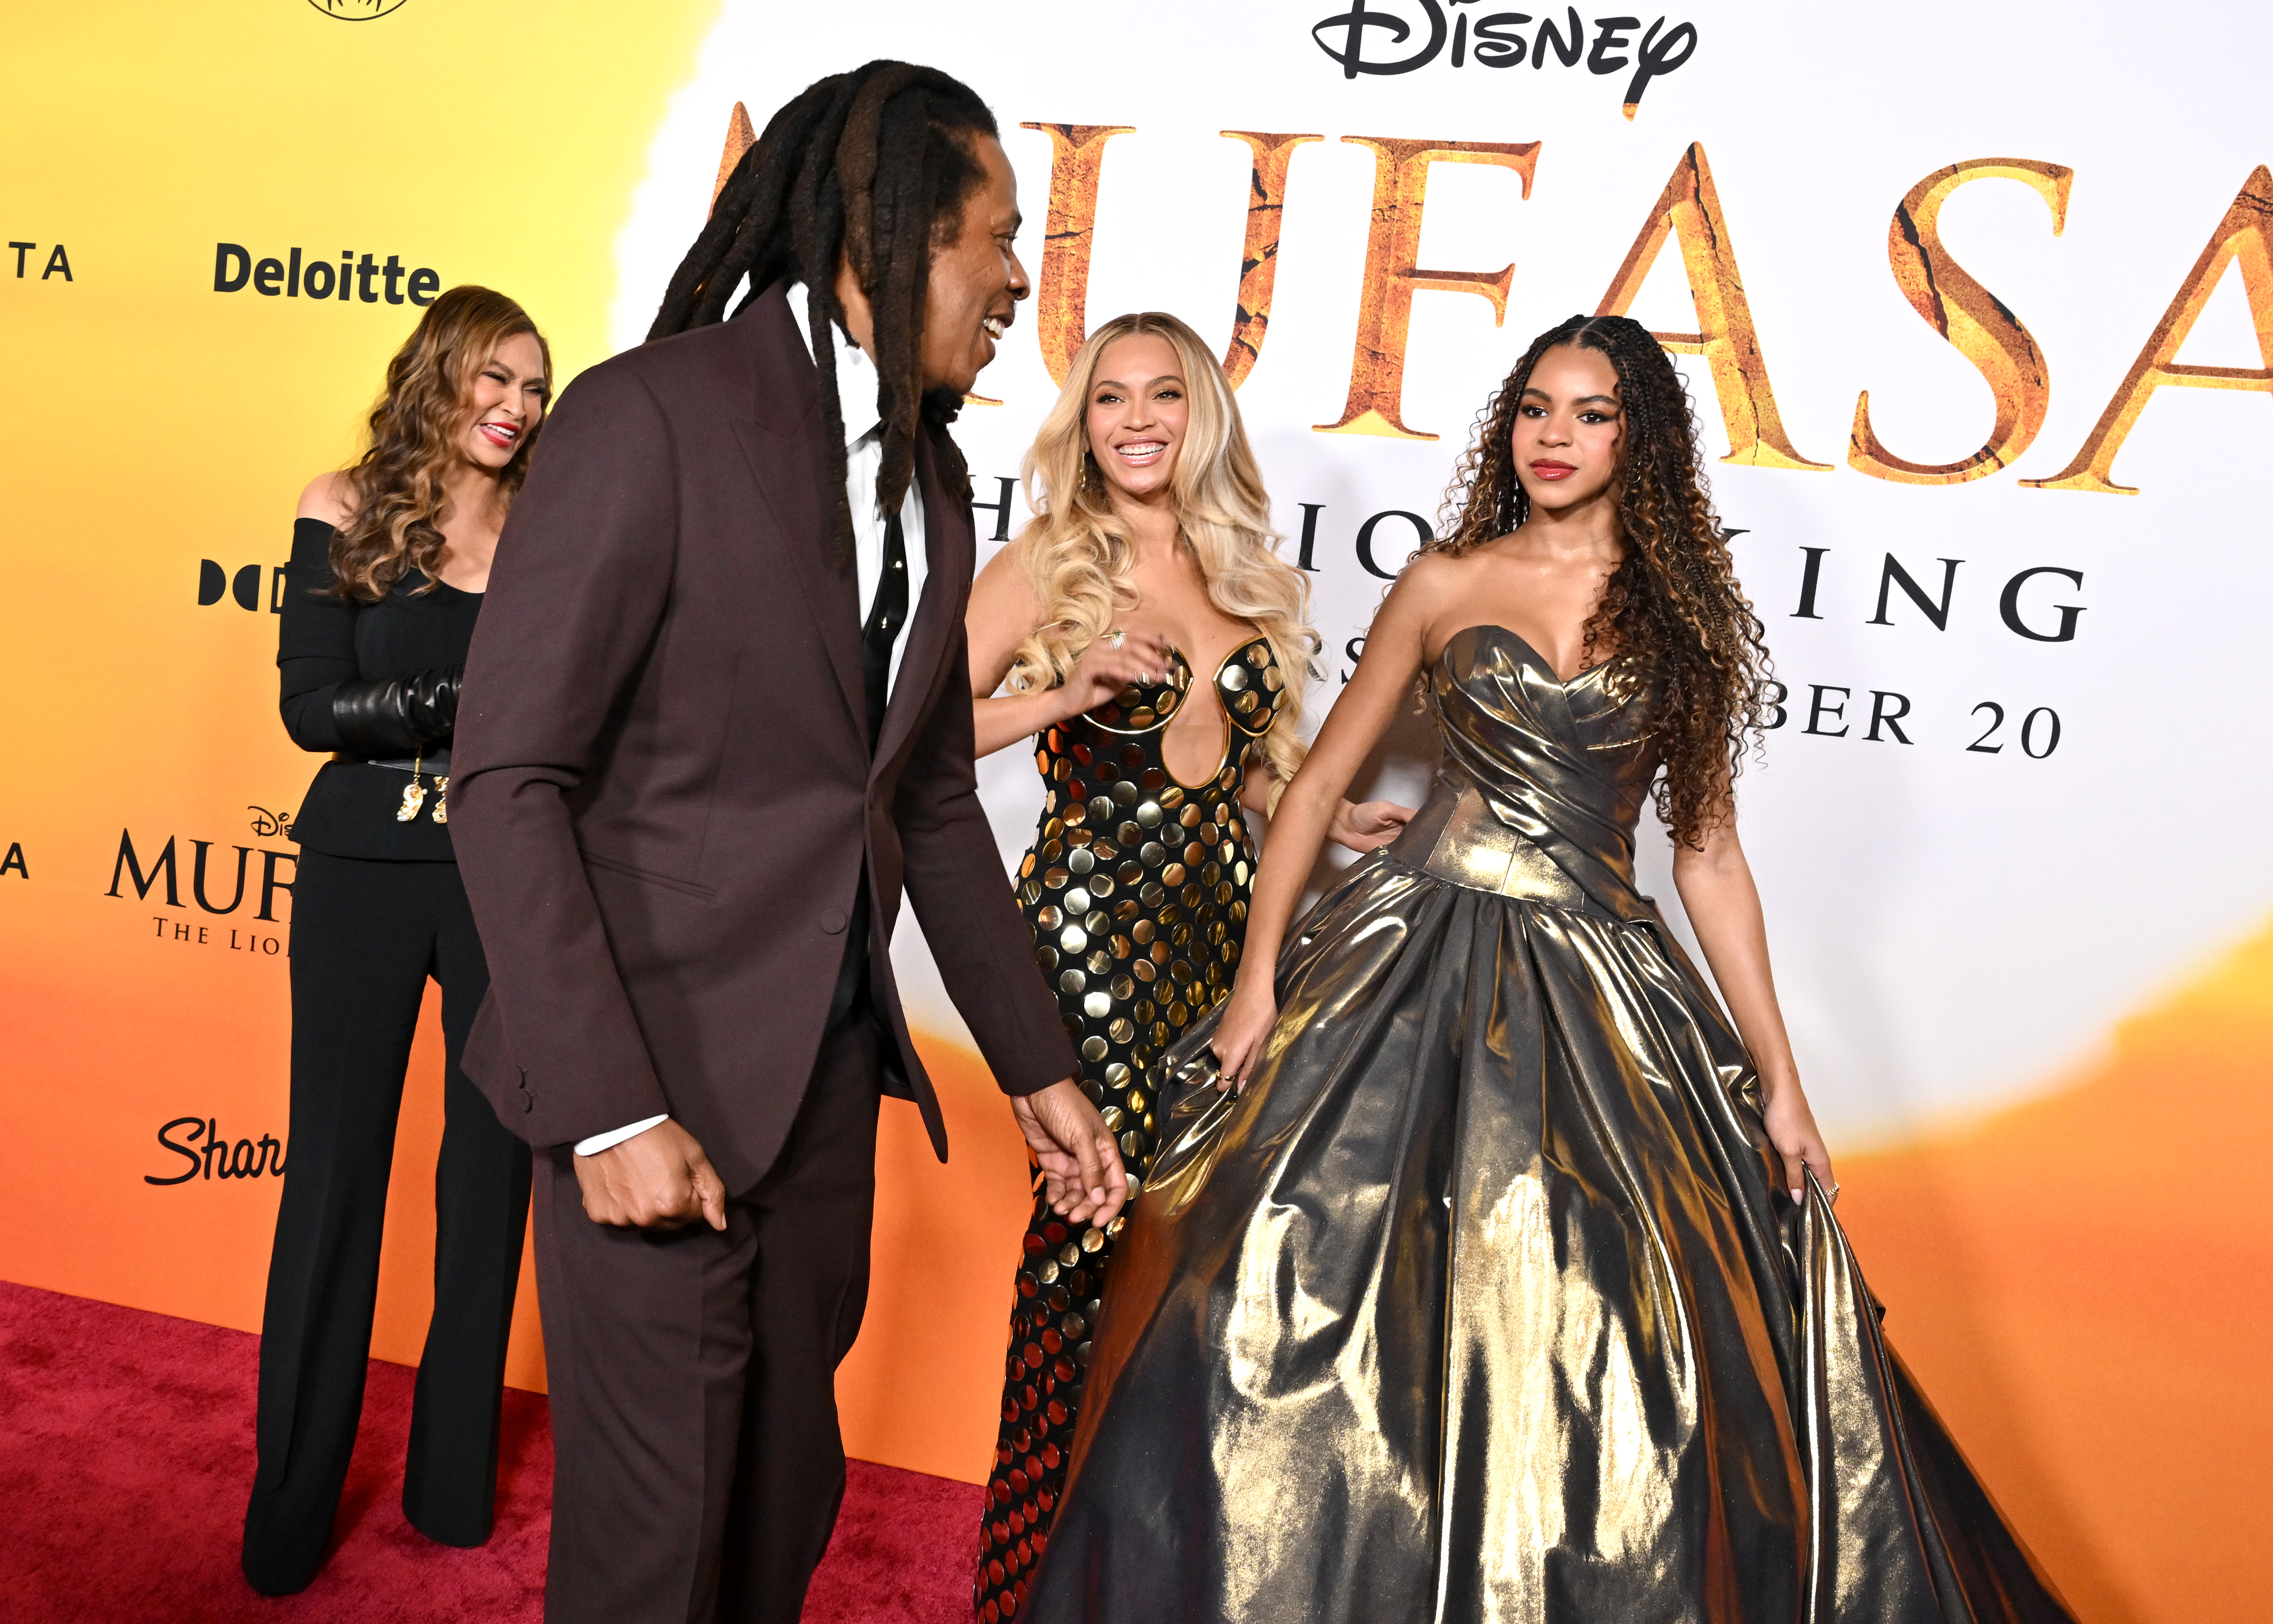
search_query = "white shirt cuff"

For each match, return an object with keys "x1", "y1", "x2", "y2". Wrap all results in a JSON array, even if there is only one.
[{"x1": 574, "y1": 1114, "x2": 669, "y2": 1156}]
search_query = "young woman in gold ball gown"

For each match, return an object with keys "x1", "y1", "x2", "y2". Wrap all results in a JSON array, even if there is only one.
[{"x1": 1024, "y1": 314, "x2": 2079, "y2": 1624}]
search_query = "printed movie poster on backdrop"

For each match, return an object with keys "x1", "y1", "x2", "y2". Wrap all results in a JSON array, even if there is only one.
[{"x1": 602, "y1": 0, "x2": 2273, "y2": 1142}]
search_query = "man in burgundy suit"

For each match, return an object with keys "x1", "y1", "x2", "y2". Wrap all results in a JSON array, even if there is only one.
[{"x1": 448, "y1": 64, "x2": 1127, "y2": 1624}]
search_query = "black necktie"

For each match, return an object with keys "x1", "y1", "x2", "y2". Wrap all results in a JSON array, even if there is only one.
[
  {"x1": 828, "y1": 503, "x2": 909, "y2": 1035},
  {"x1": 861, "y1": 505, "x2": 909, "y2": 748}
]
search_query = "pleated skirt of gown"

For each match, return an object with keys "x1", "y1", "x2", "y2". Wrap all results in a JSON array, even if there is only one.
[{"x1": 1022, "y1": 847, "x2": 2077, "y2": 1624}]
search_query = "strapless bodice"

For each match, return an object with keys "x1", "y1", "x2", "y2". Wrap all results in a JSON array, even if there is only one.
[
  {"x1": 1385, "y1": 622, "x2": 1663, "y2": 923},
  {"x1": 1077, "y1": 635, "x2": 1286, "y2": 753}
]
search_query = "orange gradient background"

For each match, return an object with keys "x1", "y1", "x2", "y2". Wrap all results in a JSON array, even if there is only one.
[{"x1": 0, "y1": 7, "x2": 2267, "y2": 1623}]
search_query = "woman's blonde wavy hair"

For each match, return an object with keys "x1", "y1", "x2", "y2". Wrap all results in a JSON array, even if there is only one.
[
  {"x1": 330, "y1": 285, "x2": 550, "y2": 602},
  {"x1": 1004, "y1": 311, "x2": 1314, "y2": 789}
]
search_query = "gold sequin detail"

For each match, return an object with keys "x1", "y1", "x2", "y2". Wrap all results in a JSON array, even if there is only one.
[{"x1": 982, "y1": 631, "x2": 1283, "y2": 1624}]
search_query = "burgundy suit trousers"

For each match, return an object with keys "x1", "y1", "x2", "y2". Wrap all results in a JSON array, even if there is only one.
[{"x1": 534, "y1": 1015, "x2": 881, "y2": 1624}]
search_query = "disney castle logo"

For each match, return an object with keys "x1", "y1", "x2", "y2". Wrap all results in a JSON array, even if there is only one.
[{"x1": 1312, "y1": 1, "x2": 1696, "y2": 115}]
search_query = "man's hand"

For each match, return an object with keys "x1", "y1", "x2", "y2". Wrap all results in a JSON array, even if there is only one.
[
  {"x1": 1010, "y1": 1078, "x2": 1129, "y2": 1229},
  {"x1": 573, "y1": 1118, "x2": 728, "y2": 1231}
]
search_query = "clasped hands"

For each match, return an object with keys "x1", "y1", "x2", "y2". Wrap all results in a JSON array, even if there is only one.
[{"x1": 575, "y1": 1078, "x2": 1129, "y2": 1233}]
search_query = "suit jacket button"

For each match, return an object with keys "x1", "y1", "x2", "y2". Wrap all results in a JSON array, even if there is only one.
[
  {"x1": 821, "y1": 908, "x2": 848, "y2": 934},
  {"x1": 522, "y1": 1094, "x2": 535, "y2": 1113}
]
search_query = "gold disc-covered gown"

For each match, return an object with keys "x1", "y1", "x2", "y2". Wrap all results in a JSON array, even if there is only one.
[
  {"x1": 1025, "y1": 625, "x2": 2074, "y2": 1624},
  {"x1": 975, "y1": 637, "x2": 1286, "y2": 1624}
]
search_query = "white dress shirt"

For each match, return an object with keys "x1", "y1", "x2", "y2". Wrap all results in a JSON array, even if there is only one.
[{"x1": 575, "y1": 284, "x2": 931, "y2": 1158}]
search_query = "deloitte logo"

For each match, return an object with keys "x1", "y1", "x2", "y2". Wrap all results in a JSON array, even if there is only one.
[{"x1": 213, "y1": 244, "x2": 439, "y2": 306}]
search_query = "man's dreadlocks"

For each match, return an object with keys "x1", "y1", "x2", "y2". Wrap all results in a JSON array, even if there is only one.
[{"x1": 649, "y1": 61, "x2": 999, "y2": 557}]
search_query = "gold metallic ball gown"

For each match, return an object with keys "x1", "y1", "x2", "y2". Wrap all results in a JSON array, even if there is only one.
[
  {"x1": 975, "y1": 637, "x2": 1286, "y2": 1624},
  {"x1": 1025, "y1": 625, "x2": 2076, "y2": 1624}
]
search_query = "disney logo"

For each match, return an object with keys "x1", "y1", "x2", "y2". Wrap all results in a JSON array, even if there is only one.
[
  {"x1": 248, "y1": 804, "x2": 295, "y2": 839},
  {"x1": 1312, "y1": 2, "x2": 1696, "y2": 114}
]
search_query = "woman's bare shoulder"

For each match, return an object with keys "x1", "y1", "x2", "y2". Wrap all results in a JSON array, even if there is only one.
[
  {"x1": 1390, "y1": 543, "x2": 1514, "y2": 652},
  {"x1": 1387, "y1": 546, "x2": 1494, "y2": 617},
  {"x1": 970, "y1": 538, "x2": 1045, "y2": 619},
  {"x1": 1395, "y1": 547, "x2": 1477, "y2": 592},
  {"x1": 295, "y1": 471, "x2": 355, "y2": 526}
]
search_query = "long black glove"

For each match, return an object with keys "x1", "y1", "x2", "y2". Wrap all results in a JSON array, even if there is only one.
[{"x1": 330, "y1": 663, "x2": 463, "y2": 757}]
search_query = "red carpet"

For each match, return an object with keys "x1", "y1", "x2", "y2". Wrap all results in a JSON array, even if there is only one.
[{"x1": 0, "y1": 1279, "x2": 981, "y2": 1621}]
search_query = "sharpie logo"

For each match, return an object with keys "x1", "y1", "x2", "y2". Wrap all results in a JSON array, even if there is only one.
[
  {"x1": 146, "y1": 1116, "x2": 287, "y2": 1186},
  {"x1": 1312, "y1": 1, "x2": 1696, "y2": 115}
]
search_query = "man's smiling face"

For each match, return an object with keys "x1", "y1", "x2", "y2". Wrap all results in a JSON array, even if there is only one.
[{"x1": 918, "y1": 133, "x2": 1029, "y2": 397}]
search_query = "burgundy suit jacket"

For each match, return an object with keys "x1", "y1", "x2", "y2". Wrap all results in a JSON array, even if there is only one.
[{"x1": 448, "y1": 283, "x2": 1073, "y2": 1195}]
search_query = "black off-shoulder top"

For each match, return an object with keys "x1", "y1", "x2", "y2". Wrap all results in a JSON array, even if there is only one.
[{"x1": 277, "y1": 516, "x2": 480, "y2": 861}]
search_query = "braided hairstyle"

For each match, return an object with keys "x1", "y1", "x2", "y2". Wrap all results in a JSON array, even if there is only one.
[
  {"x1": 1425, "y1": 313, "x2": 1771, "y2": 847},
  {"x1": 649, "y1": 61, "x2": 998, "y2": 555}
]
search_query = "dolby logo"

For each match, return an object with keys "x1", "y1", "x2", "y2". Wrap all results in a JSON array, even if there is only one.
[{"x1": 200, "y1": 560, "x2": 286, "y2": 613}]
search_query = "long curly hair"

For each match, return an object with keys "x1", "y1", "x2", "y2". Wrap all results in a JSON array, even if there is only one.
[
  {"x1": 649, "y1": 61, "x2": 998, "y2": 558},
  {"x1": 1005, "y1": 311, "x2": 1315, "y2": 790},
  {"x1": 330, "y1": 286, "x2": 550, "y2": 601},
  {"x1": 1426, "y1": 313, "x2": 1769, "y2": 846}
]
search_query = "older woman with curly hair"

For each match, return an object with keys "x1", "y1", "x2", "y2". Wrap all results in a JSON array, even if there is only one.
[
  {"x1": 244, "y1": 286, "x2": 548, "y2": 1595},
  {"x1": 962, "y1": 310, "x2": 1410, "y2": 1621},
  {"x1": 1022, "y1": 314, "x2": 2079, "y2": 1624}
]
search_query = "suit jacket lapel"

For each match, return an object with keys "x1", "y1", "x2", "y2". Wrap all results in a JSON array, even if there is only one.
[
  {"x1": 728, "y1": 285, "x2": 863, "y2": 734},
  {"x1": 871, "y1": 430, "x2": 969, "y2": 775}
]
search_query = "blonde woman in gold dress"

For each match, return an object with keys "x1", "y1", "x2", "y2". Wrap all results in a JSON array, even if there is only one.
[
  {"x1": 962, "y1": 311, "x2": 1410, "y2": 1621},
  {"x1": 1025, "y1": 314, "x2": 2078, "y2": 1623}
]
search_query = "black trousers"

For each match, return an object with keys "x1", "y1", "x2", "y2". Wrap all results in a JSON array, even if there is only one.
[
  {"x1": 535, "y1": 1010, "x2": 882, "y2": 1624},
  {"x1": 242, "y1": 850, "x2": 533, "y2": 1595}
]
